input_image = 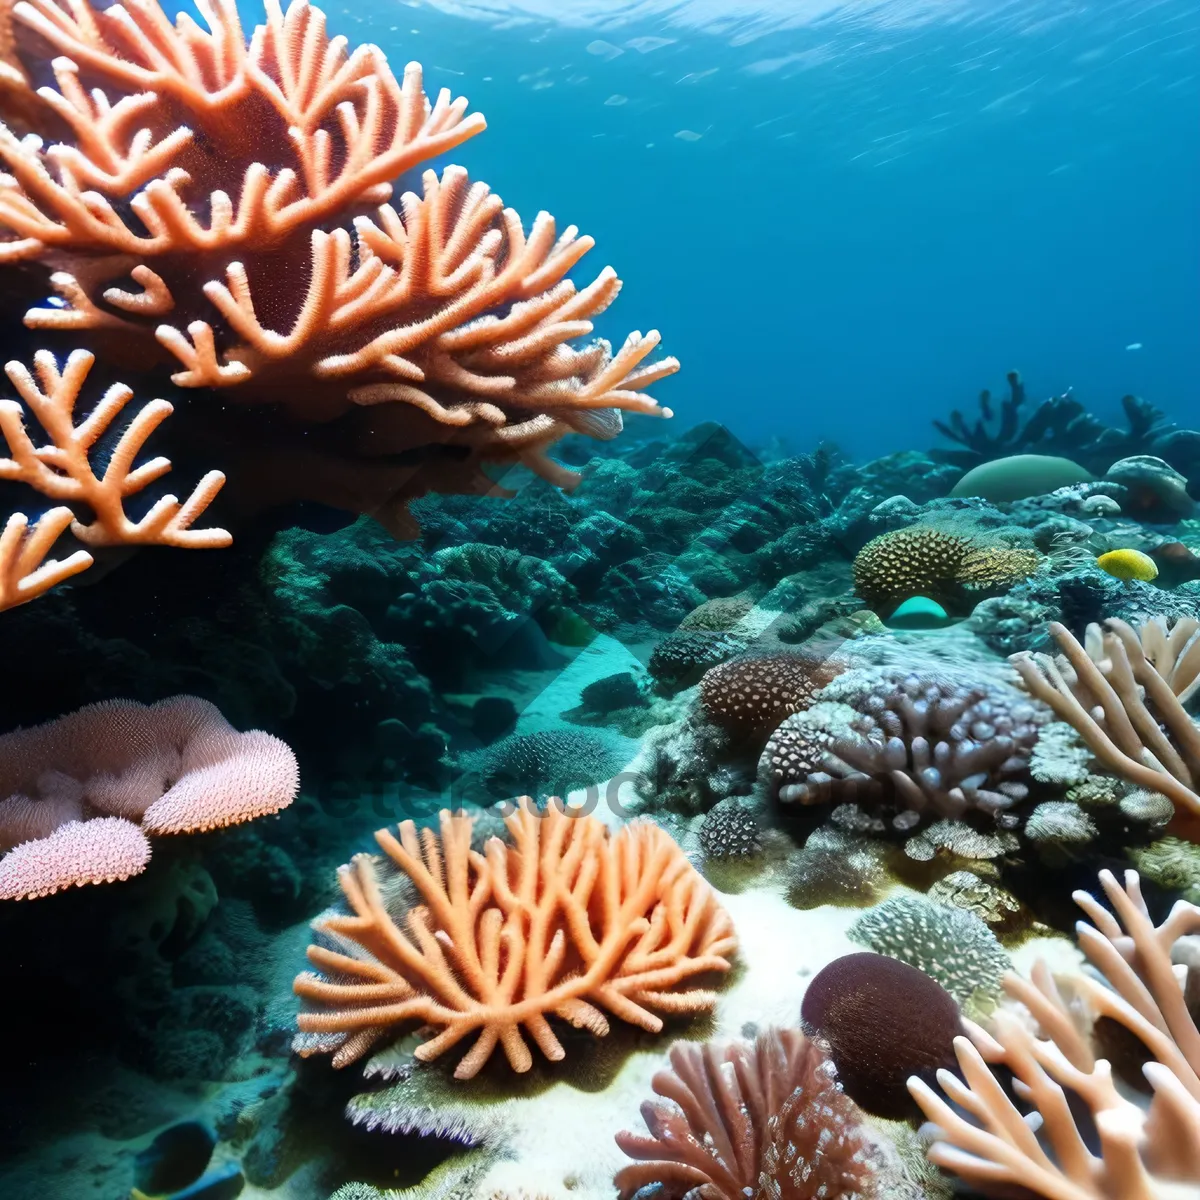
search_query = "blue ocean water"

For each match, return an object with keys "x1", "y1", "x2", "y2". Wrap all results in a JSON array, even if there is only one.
[
  {"x1": 3, "y1": 3, "x2": 1200, "y2": 1199},
  {"x1": 337, "y1": 0, "x2": 1199, "y2": 458}
]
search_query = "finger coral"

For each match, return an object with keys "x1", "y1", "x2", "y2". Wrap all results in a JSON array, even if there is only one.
[
  {"x1": 769, "y1": 667, "x2": 1049, "y2": 818},
  {"x1": 0, "y1": 0, "x2": 678, "y2": 525},
  {"x1": 614, "y1": 1028, "x2": 879, "y2": 1199},
  {"x1": 294, "y1": 804, "x2": 736, "y2": 1080},
  {"x1": 0, "y1": 695, "x2": 300, "y2": 899},
  {"x1": 0, "y1": 347, "x2": 230, "y2": 609},
  {"x1": 853, "y1": 528, "x2": 1039, "y2": 617},
  {"x1": 908, "y1": 868, "x2": 1200, "y2": 1198},
  {"x1": 1011, "y1": 619, "x2": 1200, "y2": 832}
]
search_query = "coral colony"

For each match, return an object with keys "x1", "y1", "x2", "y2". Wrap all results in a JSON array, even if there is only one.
[{"x1": 0, "y1": 3, "x2": 1198, "y2": 1200}]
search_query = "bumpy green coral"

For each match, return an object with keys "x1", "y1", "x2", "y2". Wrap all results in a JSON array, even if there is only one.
[
  {"x1": 848, "y1": 893, "x2": 1011, "y2": 1008},
  {"x1": 1132, "y1": 837, "x2": 1200, "y2": 905}
]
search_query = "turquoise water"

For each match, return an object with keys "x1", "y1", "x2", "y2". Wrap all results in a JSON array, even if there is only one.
[{"x1": 347, "y1": 0, "x2": 1200, "y2": 457}]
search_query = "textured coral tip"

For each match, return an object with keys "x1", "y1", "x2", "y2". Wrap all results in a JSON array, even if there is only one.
[
  {"x1": 141, "y1": 730, "x2": 300, "y2": 834},
  {"x1": 0, "y1": 817, "x2": 151, "y2": 900}
]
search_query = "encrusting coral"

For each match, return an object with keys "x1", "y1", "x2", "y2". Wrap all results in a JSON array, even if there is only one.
[
  {"x1": 908, "y1": 868, "x2": 1200, "y2": 1199},
  {"x1": 0, "y1": 0, "x2": 679, "y2": 531},
  {"x1": 294, "y1": 804, "x2": 736, "y2": 1080},
  {"x1": 699, "y1": 650, "x2": 844, "y2": 744},
  {"x1": 853, "y1": 527, "x2": 1040, "y2": 617},
  {"x1": 614, "y1": 1028, "x2": 878, "y2": 1199},
  {"x1": 0, "y1": 695, "x2": 299, "y2": 899},
  {"x1": 1011, "y1": 618, "x2": 1200, "y2": 834},
  {"x1": 0, "y1": 347, "x2": 230, "y2": 609},
  {"x1": 848, "y1": 894, "x2": 1010, "y2": 1008}
]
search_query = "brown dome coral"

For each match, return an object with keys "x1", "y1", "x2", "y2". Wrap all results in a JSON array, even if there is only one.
[
  {"x1": 699, "y1": 650, "x2": 844, "y2": 743},
  {"x1": 0, "y1": 0, "x2": 678, "y2": 533},
  {"x1": 853, "y1": 528, "x2": 1039, "y2": 617}
]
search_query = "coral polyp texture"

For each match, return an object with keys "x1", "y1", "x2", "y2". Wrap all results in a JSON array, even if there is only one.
[
  {"x1": 1011, "y1": 618, "x2": 1200, "y2": 832},
  {"x1": 852, "y1": 527, "x2": 1040, "y2": 617},
  {"x1": 0, "y1": 347, "x2": 230, "y2": 609},
  {"x1": 770, "y1": 668, "x2": 1049, "y2": 819},
  {"x1": 699, "y1": 650, "x2": 844, "y2": 743},
  {"x1": 294, "y1": 805, "x2": 736, "y2": 1080},
  {"x1": 909, "y1": 869, "x2": 1200, "y2": 1198},
  {"x1": 0, "y1": 695, "x2": 299, "y2": 898},
  {"x1": 614, "y1": 1028, "x2": 878, "y2": 1200},
  {"x1": 0, "y1": 0, "x2": 678, "y2": 525}
]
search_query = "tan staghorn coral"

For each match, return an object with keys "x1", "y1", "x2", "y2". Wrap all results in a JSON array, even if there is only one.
[
  {"x1": 1081, "y1": 615, "x2": 1200, "y2": 705},
  {"x1": 0, "y1": 695, "x2": 299, "y2": 898},
  {"x1": 853, "y1": 528, "x2": 1039, "y2": 617},
  {"x1": 614, "y1": 1028, "x2": 878, "y2": 1199},
  {"x1": 908, "y1": 868, "x2": 1200, "y2": 1199},
  {"x1": 1011, "y1": 619, "x2": 1200, "y2": 834},
  {"x1": 0, "y1": 0, "x2": 678, "y2": 523},
  {"x1": 294, "y1": 804, "x2": 737, "y2": 1080}
]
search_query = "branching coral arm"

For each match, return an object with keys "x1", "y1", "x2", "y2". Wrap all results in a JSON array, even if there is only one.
[
  {"x1": 0, "y1": 349, "x2": 231, "y2": 548},
  {"x1": 0, "y1": 507, "x2": 92, "y2": 610},
  {"x1": 910, "y1": 867, "x2": 1200, "y2": 1198},
  {"x1": 1011, "y1": 625, "x2": 1200, "y2": 820},
  {"x1": 1105, "y1": 619, "x2": 1200, "y2": 780},
  {"x1": 294, "y1": 808, "x2": 733, "y2": 1078}
]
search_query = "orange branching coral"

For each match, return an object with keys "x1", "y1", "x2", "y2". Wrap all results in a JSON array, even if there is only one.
[
  {"x1": 0, "y1": 506, "x2": 91, "y2": 608},
  {"x1": 0, "y1": 347, "x2": 229, "y2": 608},
  {"x1": 0, "y1": 0, "x2": 678, "y2": 501},
  {"x1": 294, "y1": 804, "x2": 737, "y2": 1080},
  {"x1": 615, "y1": 1029, "x2": 878, "y2": 1199}
]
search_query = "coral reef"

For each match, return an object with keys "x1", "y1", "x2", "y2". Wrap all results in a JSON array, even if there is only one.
[
  {"x1": 650, "y1": 629, "x2": 749, "y2": 691},
  {"x1": 614, "y1": 1028, "x2": 879, "y2": 1200},
  {"x1": 295, "y1": 805, "x2": 736, "y2": 1078},
  {"x1": 932, "y1": 371, "x2": 1200, "y2": 480},
  {"x1": 0, "y1": 0, "x2": 678, "y2": 532},
  {"x1": 0, "y1": 695, "x2": 298, "y2": 898},
  {"x1": 460, "y1": 726, "x2": 634, "y2": 800},
  {"x1": 699, "y1": 650, "x2": 844, "y2": 744},
  {"x1": 853, "y1": 527, "x2": 1040, "y2": 617},
  {"x1": 698, "y1": 797, "x2": 762, "y2": 860},
  {"x1": 909, "y1": 869, "x2": 1200, "y2": 1198},
  {"x1": 951, "y1": 453, "x2": 1093, "y2": 503}
]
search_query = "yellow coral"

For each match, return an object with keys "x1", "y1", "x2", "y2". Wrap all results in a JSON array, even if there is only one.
[{"x1": 1096, "y1": 548, "x2": 1158, "y2": 582}]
